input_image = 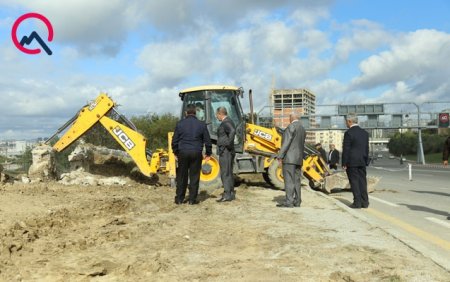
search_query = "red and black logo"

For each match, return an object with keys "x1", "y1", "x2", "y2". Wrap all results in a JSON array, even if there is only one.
[{"x1": 11, "y1": 13, "x2": 53, "y2": 55}]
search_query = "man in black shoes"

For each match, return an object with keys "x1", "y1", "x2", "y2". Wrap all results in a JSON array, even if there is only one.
[
  {"x1": 443, "y1": 136, "x2": 450, "y2": 166},
  {"x1": 276, "y1": 112, "x2": 306, "y2": 208},
  {"x1": 172, "y1": 104, "x2": 212, "y2": 205},
  {"x1": 215, "y1": 107, "x2": 236, "y2": 203},
  {"x1": 342, "y1": 113, "x2": 370, "y2": 209}
]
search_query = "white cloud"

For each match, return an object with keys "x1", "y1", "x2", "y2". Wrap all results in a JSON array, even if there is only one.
[
  {"x1": 334, "y1": 19, "x2": 393, "y2": 61},
  {"x1": 3, "y1": 1, "x2": 450, "y2": 140},
  {"x1": 349, "y1": 29, "x2": 450, "y2": 103}
]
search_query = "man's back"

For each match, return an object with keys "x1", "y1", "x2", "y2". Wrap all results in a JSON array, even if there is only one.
[
  {"x1": 342, "y1": 126, "x2": 369, "y2": 167},
  {"x1": 279, "y1": 121, "x2": 306, "y2": 165},
  {"x1": 172, "y1": 115, "x2": 212, "y2": 155}
]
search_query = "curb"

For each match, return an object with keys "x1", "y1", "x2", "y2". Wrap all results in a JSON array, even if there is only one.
[{"x1": 305, "y1": 187, "x2": 450, "y2": 272}]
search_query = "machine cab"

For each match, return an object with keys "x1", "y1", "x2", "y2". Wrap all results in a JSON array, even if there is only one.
[{"x1": 178, "y1": 85, "x2": 245, "y2": 153}]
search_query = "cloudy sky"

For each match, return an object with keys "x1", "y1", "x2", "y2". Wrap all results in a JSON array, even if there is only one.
[{"x1": 1, "y1": 0, "x2": 450, "y2": 140}]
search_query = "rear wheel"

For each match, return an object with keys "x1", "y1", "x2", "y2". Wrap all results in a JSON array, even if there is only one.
[
  {"x1": 200, "y1": 154, "x2": 222, "y2": 191},
  {"x1": 267, "y1": 160, "x2": 284, "y2": 189}
]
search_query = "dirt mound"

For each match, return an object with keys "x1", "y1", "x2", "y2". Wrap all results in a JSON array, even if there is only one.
[{"x1": 0, "y1": 180, "x2": 448, "y2": 281}]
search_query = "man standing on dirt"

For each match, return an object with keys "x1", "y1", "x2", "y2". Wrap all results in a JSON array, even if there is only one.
[
  {"x1": 215, "y1": 107, "x2": 236, "y2": 202},
  {"x1": 342, "y1": 113, "x2": 370, "y2": 209},
  {"x1": 276, "y1": 112, "x2": 306, "y2": 208},
  {"x1": 172, "y1": 104, "x2": 212, "y2": 205}
]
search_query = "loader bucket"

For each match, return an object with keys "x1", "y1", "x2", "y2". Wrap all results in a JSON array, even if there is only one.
[{"x1": 321, "y1": 172, "x2": 380, "y2": 194}]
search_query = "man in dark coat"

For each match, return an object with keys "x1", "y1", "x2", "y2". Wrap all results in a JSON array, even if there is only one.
[
  {"x1": 276, "y1": 112, "x2": 306, "y2": 208},
  {"x1": 215, "y1": 107, "x2": 236, "y2": 202},
  {"x1": 328, "y1": 143, "x2": 340, "y2": 170},
  {"x1": 315, "y1": 143, "x2": 327, "y2": 164},
  {"x1": 342, "y1": 113, "x2": 369, "y2": 209},
  {"x1": 443, "y1": 136, "x2": 450, "y2": 166},
  {"x1": 172, "y1": 104, "x2": 212, "y2": 205}
]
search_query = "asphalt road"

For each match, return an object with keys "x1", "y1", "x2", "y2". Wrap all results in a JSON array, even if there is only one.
[{"x1": 329, "y1": 155, "x2": 450, "y2": 270}]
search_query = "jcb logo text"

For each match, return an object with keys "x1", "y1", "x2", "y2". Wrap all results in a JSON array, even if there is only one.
[{"x1": 113, "y1": 127, "x2": 135, "y2": 150}]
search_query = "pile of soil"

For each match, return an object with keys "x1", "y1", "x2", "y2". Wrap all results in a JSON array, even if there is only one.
[{"x1": 0, "y1": 175, "x2": 448, "y2": 281}]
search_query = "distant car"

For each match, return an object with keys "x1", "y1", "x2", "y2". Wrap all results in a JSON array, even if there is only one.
[
  {"x1": 377, "y1": 154, "x2": 383, "y2": 158},
  {"x1": 389, "y1": 155, "x2": 395, "y2": 159}
]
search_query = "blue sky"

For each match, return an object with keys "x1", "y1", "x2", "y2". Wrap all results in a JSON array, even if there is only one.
[{"x1": 1, "y1": 0, "x2": 450, "y2": 140}]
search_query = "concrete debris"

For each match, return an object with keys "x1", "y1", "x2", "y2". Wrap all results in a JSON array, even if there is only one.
[
  {"x1": 59, "y1": 168, "x2": 129, "y2": 186},
  {"x1": 322, "y1": 171, "x2": 379, "y2": 194},
  {"x1": 68, "y1": 143, "x2": 134, "y2": 176},
  {"x1": 21, "y1": 176, "x2": 31, "y2": 184},
  {"x1": 28, "y1": 144, "x2": 56, "y2": 181}
]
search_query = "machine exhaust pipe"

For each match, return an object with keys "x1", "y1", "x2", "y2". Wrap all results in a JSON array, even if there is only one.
[{"x1": 249, "y1": 89, "x2": 254, "y2": 124}]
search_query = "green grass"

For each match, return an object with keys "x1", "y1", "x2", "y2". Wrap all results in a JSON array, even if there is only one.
[{"x1": 404, "y1": 153, "x2": 443, "y2": 164}]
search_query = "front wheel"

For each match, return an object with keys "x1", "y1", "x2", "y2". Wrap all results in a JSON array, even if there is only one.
[
  {"x1": 267, "y1": 160, "x2": 284, "y2": 189},
  {"x1": 200, "y1": 154, "x2": 222, "y2": 191}
]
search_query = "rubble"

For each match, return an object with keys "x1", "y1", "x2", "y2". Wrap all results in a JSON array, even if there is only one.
[
  {"x1": 28, "y1": 144, "x2": 56, "y2": 181},
  {"x1": 59, "y1": 168, "x2": 129, "y2": 186},
  {"x1": 68, "y1": 142, "x2": 135, "y2": 176}
]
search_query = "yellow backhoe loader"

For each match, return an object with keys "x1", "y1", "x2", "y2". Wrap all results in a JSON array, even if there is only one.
[{"x1": 46, "y1": 86, "x2": 344, "y2": 193}]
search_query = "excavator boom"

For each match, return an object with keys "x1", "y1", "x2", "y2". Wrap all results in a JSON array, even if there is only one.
[{"x1": 47, "y1": 93, "x2": 158, "y2": 177}]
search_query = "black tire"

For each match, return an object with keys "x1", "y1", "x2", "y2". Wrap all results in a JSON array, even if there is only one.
[
  {"x1": 267, "y1": 160, "x2": 284, "y2": 189},
  {"x1": 262, "y1": 170, "x2": 273, "y2": 186}
]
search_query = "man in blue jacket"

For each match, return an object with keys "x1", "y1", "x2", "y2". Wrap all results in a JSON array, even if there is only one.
[{"x1": 172, "y1": 104, "x2": 212, "y2": 205}]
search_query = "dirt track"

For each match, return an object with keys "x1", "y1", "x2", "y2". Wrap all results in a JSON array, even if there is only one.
[{"x1": 0, "y1": 176, "x2": 449, "y2": 281}]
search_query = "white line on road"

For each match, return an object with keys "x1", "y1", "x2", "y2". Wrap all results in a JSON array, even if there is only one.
[
  {"x1": 369, "y1": 196, "x2": 400, "y2": 207},
  {"x1": 425, "y1": 217, "x2": 450, "y2": 229}
]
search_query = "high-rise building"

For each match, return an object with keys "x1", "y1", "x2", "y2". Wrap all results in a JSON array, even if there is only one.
[{"x1": 271, "y1": 88, "x2": 316, "y2": 144}]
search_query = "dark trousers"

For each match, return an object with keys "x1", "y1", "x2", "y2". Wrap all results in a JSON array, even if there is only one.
[
  {"x1": 346, "y1": 166, "x2": 369, "y2": 206},
  {"x1": 282, "y1": 163, "x2": 302, "y2": 206},
  {"x1": 219, "y1": 150, "x2": 235, "y2": 200},
  {"x1": 329, "y1": 163, "x2": 338, "y2": 170},
  {"x1": 176, "y1": 151, "x2": 202, "y2": 203}
]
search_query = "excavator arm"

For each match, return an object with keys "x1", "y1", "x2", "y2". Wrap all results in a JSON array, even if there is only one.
[{"x1": 46, "y1": 93, "x2": 166, "y2": 177}]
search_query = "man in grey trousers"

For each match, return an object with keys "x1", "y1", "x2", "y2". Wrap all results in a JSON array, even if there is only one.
[
  {"x1": 276, "y1": 112, "x2": 306, "y2": 208},
  {"x1": 215, "y1": 107, "x2": 236, "y2": 202}
]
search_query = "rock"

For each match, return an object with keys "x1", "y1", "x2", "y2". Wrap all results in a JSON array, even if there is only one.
[
  {"x1": 21, "y1": 176, "x2": 31, "y2": 184},
  {"x1": 58, "y1": 168, "x2": 130, "y2": 186},
  {"x1": 68, "y1": 143, "x2": 134, "y2": 176},
  {"x1": 28, "y1": 144, "x2": 56, "y2": 181}
]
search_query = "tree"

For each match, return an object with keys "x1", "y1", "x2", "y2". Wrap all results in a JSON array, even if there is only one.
[
  {"x1": 388, "y1": 131, "x2": 447, "y2": 156},
  {"x1": 130, "y1": 113, "x2": 179, "y2": 151}
]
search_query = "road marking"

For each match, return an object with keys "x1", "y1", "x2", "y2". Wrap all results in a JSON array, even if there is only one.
[
  {"x1": 366, "y1": 208, "x2": 450, "y2": 251},
  {"x1": 369, "y1": 196, "x2": 399, "y2": 207},
  {"x1": 425, "y1": 217, "x2": 450, "y2": 229}
]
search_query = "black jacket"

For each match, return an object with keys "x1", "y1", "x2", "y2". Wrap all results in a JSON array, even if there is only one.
[
  {"x1": 171, "y1": 115, "x2": 212, "y2": 156},
  {"x1": 328, "y1": 149, "x2": 340, "y2": 165},
  {"x1": 217, "y1": 116, "x2": 236, "y2": 155},
  {"x1": 443, "y1": 136, "x2": 450, "y2": 161},
  {"x1": 342, "y1": 125, "x2": 369, "y2": 167}
]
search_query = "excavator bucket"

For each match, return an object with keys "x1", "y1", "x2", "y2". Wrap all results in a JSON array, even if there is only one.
[{"x1": 321, "y1": 172, "x2": 380, "y2": 194}]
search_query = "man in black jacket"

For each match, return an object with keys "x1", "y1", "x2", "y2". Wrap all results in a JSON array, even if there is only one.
[
  {"x1": 342, "y1": 113, "x2": 369, "y2": 209},
  {"x1": 315, "y1": 143, "x2": 327, "y2": 164},
  {"x1": 215, "y1": 107, "x2": 236, "y2": 202},
  {"x1": 328, "y1": 144, "x2": 340, "y2": 170},
  {"x1": 172, "y1": 104, "x2": 212, "y2": 205},
  {"x1": 443, "y1": 136, "x2": 450, "y2": 166}
]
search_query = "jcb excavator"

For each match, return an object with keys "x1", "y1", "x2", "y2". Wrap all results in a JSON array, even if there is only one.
[{"x1": 46, "y1": 85, "x2": 338, "y2": 192}]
